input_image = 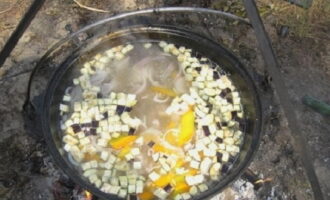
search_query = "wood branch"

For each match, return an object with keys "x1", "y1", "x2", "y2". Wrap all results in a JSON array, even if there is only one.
[{"x1": 72, "y1": 0, "x2": 110, "y2": 13}]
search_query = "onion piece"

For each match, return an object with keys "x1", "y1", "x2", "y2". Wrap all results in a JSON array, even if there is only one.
[
  {"x1": 131, "y1": 55, "x2": 169, "y2": 70},
  {"x1": 132, "y1": 74, "x2": 147, "y2": 94},
  {"x1": 140, "y1": 116, "x2": 147, "y2": 129},
  {"x1": 67, "y1": 153, "x2": 80, "y2": 166},
  {"x1": 153, "y1": 93, "x2": 169, "y2": 103},
  {"x1": 101, "y1": 83, "x2": 113, "y2": 96},
  {"x1": 90, "y1": 70, "x2": 108, "y2": 86},
  {"x1": 147, "y1": 149, "x2": 154, "y2": 156},
  {"x1": 162, "y1": 128, "x2": 179, "y2": 142},
  {"x1": 174, "y1": 77, "x2": 188, "y2": 94},
  {"x1": 129, "y1": 67, "x2": 148, "y2": 94},
  {"x1": 148, "y1": 67, "x2": 160, "y2": 86},
  {"x1": 70, "y1": 87, "x2": 83, "y2": 102},
  {"x1": 65, "y1": 87, "x2": 73, "y2": 95}
]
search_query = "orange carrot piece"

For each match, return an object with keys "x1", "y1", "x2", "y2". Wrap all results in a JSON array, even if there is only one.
[
  {"x1": 154, "y1": 173, "x2": 174, "y2": 187},
  {"x1": 138, "y1": 187, "x2": 155, "y2": 200},
  {"x1": 173, "y1": 182, "x2": 191, "y2": 195},
  {"x1": 177, "y1": 109, "x2": 195, "y2": 146},
  {"x1": 165, "y1": 131, "x2": 178, "y2": 146},
  {"x1": 83, "y1": 153, "x2": 101, "y2": 161},
  {"x1": 109, "y1": 135, "x2": 137, "y2": 150},
  {"x1": 150, "y1": 86, "x2": 177, "y2": 97},
  {"x1": 166, "y1": 121, "x2": 177, "y2": 129},
  {"x1": 117, "y1": 146, "x2": 132, "y2": 158},
  {"x1": 175, "y1": 158, "x2": 185, "y2": 168},
  {"x1": 186, "y1": 169, "x2": 198, "y2": 176},
  {"x1": 152, "y1": 144, "x2": 172, "y2": 154}
]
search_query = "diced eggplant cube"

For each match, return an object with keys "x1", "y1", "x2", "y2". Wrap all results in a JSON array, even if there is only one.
[
  {"x1": 97, "y1": 92, "x2": 103, "y2": 98},
  {"x1": 209, "y1": 124, "x2": 217, "y2": 134},
  {"x1": 81, "y1": 162, "x2": 92, "y2": 171},
  {"x1": 224, "y1": 138, "x2": 235, "y2": 145},
  {"x1": 136, "y1": 180, "x2": 144, "y2": 194},
  {"x1": 128, "y1": 185, "x2": 136, "y2": 193},
  {"x1": 95, "y1": 179, "x2": 102, "y2": 188},
  {"x1": 197, "y1": 184, "x2": 208, "y2": 192},
  {"x1": 112, "y1": 132, "x2": 121, "y2": 138},
  {"x1": 222, "y1": 152, "x2": 229, "y2": 162},
  {"x1": 203, "y1": 148, "x2": 216, "y2": 157},
  {"x1": 83, "y1": 169, "x2": 97, "y2": 178},
  {"x1": 202, "y1": 126, "x2": 211, "y2": 136},
  {"x1": 63, "y1": 144, "x2": 72, "y2": 152},
  {"x1": 79, "y1": 135, "x2": 90, "y2": 145},
  {"x1": 221, "y1": 164, "x2": 229, "y2": 174},
  {"x1": 89, "y1": 174, "x2": 98, "y2": 183},
  {"x1": 148, "y1": 141, "x2": 155, "y2": 147},
  {"x1": 213, "y1": 71, "x2": 220, "y2": 79},
  {"x1": 201, "y1": 137, "x2": 211, "y2": 146},
  {"x1": 92, "y1": 120, "x2": 99, "y2": 127},
  {"x1": 71, "y1": 124, "x2": 81, "y2": 133},
  {"x1": 190, "y1": 186, "x2": 199, "y2": 196},
  {"x1": 103, "y1": 112, "x2": 109, "y2": 119},
  {"x1": 219, "y1": 143, "x2": 226, "y2": 150},
  {"x1": 133, "y1": 161, "x2": 142, "y2": 169},
  {"x1": 118, "y1": 189, "x2": 127, "y2": 198},
  {"x1": 73, "y1": 102, "x2": 81, "y2": 111},
  {"x1": 188, "y1": 149, "x2": 201, "y2": 161},
  {"x1": 174, "y1": 194, "x2": 183, "y2": 200},
  {"x1": 90, "y1": 128, "x2": 97, "y2": 135},
  {"x1": 186, "y1": 175, "x2": 204, "y2": 186},
  {"x1": 82, "y1": 122, "x2": 92, "y2": 128},
  {"x1": 65, "y1": 120, "x2": 74, "y2": 128},
  {"x1": 209, "y1": 162, "x2": 221, "y2": 177},
  {"x1": 149, "y1": 171, "x2": 160, "y2": 181},
  {"x1": 101, "y1": 151, "x2": 109, "y2": 161},
  {"x1": 226, "y1": 97, "x2": 233, "y2": 104},
  {"x1": 119, "y1": 176, "x2": 128, "y2": 187},
  {"x1": 100, "y1": 132, "x2": 111, "y2": 139},
  {"x1": 208, "y1": 143, "x2": 218, "y2": 151},
  {"x1": 97, "y1": 139, "x2": 108, "y2": 147},
  {"x1": 190, "y1": 160, "x2": 200, "y2": 169},
  {"x1": 116, "y1": 105, "x2": 126, "y2": 115},
  {"x1": 103, "y1": 170, "x2": 112, "y2": 177},
  {"x1": 126, "y1": 107, "x2": 132, "y2": 112},
  {"x1": 228, "y1": 156, "x2": 236, "y2": 164},
  {"x1": 73, "y1": 78, "x2": 79, "y2": 85},
  {"x1": 163, "y1": 184, "x2": 173, "y2": 192},
  {"x1": 152, "y1": 153, "x2": 160, "y2": 161},
  {"x1": 216, "y1": 152, "x2": 223, "y2": 163},
  {"x1": 215, "y1": 137, "x2": 223, "y2": 143},
  {"x1": 108, "y1": 185, "x2": 120, "y2": 194},
  {"x1": 154, "y1": 188, "x2": 168, "y2": 199},
  {"x1": 195, "y1": 142, "x2": 205, "y2": 151},
  {"x1": 90, "y1": 160, "x2": 98, "y2": 168},
  {"x1": 128, "y1": 128, "x2": 136, "y2": 135},
  {"x1": 110, "y1": 177, "x2": 119, "y2": 186},
  {"x1": 60, "y1": 104, "x2": 69, "y2": 112},
  {"x1": 121, "y1": 124, "x2": 129, "y2": 132},
  {"x1": 219, "y1": 91, "x2": 226, "y2": 98},
  {"x1": 131, "y1": 148, "x2": 140, "y2": 156},
  {"x1": 231, "y1": 111, "x2": 238, "y2": 118},
  {"x1": 129, "y1": 195, "x2": 138, "y2": 200},
  {"x1": 216, "y1": 122, "x2": 222, "y2": 129}
]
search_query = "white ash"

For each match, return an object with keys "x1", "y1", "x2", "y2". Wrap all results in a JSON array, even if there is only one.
[{"x1": 211, "y1": 179, "x2": 257, "y2": 200}]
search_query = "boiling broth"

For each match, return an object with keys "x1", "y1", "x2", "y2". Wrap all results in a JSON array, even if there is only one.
[{"x1": 59, "y1": 41, "x2": 244, "y2": 200}]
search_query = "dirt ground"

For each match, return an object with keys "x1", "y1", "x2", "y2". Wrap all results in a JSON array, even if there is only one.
[{"x1": 0, "y1": 0, "x2": 329, "y2": 200}]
